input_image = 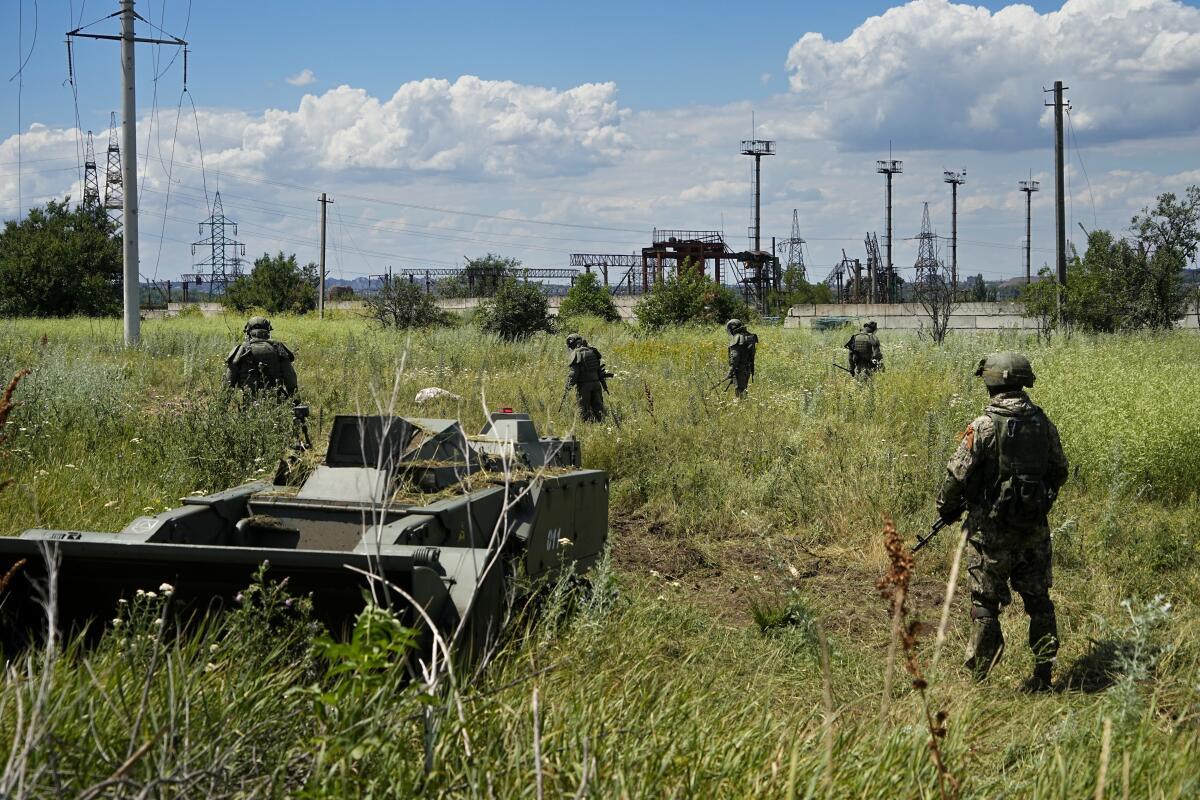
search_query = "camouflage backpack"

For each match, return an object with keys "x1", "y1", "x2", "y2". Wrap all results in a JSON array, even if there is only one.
[
  {"x1": 242, "y1": 339, "x2": 283, "y2": 391},
  {"x1": 987, "y1": 409, "x2": 1055, "y2": 525}
]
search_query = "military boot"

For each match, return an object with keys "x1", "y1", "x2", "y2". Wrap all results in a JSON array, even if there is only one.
[
  {"x1": 964, "y1": 607, "x2": 1004, "y2": 681},
  {"x1": 1022, "y1": 611, "x2": 1059, "y2": 693}
]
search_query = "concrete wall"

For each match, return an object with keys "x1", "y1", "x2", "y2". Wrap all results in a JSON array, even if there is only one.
[
  {"x1": 785, "y1": 302, "x2": 1039, "y2": 332},
  {"x1": 784, "y1": 302, "x2": 1200, "y2": 331},
  {"x1": 166, "y1": 294, "x2": 643, "y2": 322}
]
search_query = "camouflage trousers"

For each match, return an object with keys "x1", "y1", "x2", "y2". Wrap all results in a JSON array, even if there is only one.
[
  {"x1": 575, "y1": 381, "x2": 605, "y2": 423},
  {"x1": 733, "y1": 369, "x2": 752, "y2": 398},
  {"x1": 964, "y1": 521, "x2": 1058, "y2": 677}
]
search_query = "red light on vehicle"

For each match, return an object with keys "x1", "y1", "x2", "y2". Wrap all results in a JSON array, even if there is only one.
[{"x1": 501, "y1": 407, "x2": 514, "y2": 414}]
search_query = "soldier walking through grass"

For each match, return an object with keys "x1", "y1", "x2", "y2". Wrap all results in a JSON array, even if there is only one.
[
  {"x1": 564, "y1": 333, "x2": 610, "y2": 422},
  {"x1": 725, "y1": 319, "x2": 757, "y2": 398},
  {"x1": 935, "y1": 352, "x2": 1068, "y2": 691},
  {"x1": 226, "y1": 316, "x2": 299, "y2": 400},
  {"x1": 845, "y1": 320, "x2": 883, "y2": 377}
]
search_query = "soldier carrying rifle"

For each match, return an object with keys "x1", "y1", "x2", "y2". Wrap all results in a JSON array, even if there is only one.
[
  {"x1": 564, "y1": 334, "x2": 612, "y2": 423},
  {"x1": 933, "y1": 352, "x2": 1068, "y2": 691},
  {"x1": 725, "y1": 319, "x2": 758, "y2": 398},
  {"x1": 845, "y1": 320, "x2": 883, "y2": 377}
]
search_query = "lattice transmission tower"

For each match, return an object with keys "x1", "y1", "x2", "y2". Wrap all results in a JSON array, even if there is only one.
[
  {"x1": 913, "y1": 202, "x2": 940, "y2": 283},
  {"x1": 187, "y1": 191, "x2": 246, "y2": 294},
  {"x1": 102, "y1": 112, "x2": 123, "y2": 226},
  {"x1": 782, "y1": 209, "x2": 807, "y2": 282},
  {"x1": 82, "y1": 131, "x2": 100, "y2": 210}
]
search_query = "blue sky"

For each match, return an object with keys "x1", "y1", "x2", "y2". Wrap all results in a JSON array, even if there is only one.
[
  {"x1": 3, "y1": 0, "x2": 1200, "y2": 284},
  {"x1": 4, "y1": 0, "x2": 1083, "y2": 130}
]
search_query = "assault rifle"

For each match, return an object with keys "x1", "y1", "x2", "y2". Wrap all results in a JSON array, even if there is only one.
[
  {"x1": 709, "y1": 371, "x2": 734, "y2": 391},
  {"x1": 912, "y1": 511, "x2": 963, "y2": 553}
]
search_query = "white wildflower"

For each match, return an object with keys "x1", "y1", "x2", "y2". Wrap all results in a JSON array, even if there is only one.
[
  {"x1": 145, "y1": 591, "x2": 158, "y2": 600},
  {"x1": 111, "y1": 618, "x2": 123, "y2": 627},
  {"x1": 158, "y1": 582, "x2": 175, "y2": 596}
]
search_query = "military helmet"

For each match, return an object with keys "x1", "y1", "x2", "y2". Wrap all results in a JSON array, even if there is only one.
[
  {"x1": 864, "y1": 320, "x2": 878, "y2": 332},
  {"x1": 245, "y1": 316, "x2": 272, "y2": 334},
  {"x1": 974, "y1": 351, "x2": 1036, "y2": 389},
  {"x1": 565, "y1": 333, "x2": 584, "y2": 349},
  {"x1": 725, "y1": 319, "x2": 743, "y2": 334}
]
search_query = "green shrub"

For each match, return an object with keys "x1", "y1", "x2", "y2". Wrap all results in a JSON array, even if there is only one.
[
  {"x1": 559, "y1": 272, "x2": 621, "y2": 322},
  {"x1": 475, "y1": 278, "x2": 554, "y2": 340},
  {"x1": 634, "y1": 264, "x2": 748, "y2": 329},
  {"x1": 364, "y1": 280, "x2": 446, "y2": 328}
]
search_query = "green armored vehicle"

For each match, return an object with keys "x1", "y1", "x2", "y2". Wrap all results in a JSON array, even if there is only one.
[{"x1": 0, "y1": 411, "x2": 608, "y2": 659}]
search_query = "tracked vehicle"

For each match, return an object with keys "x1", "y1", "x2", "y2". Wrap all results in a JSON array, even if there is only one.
[{"x1": 0, "y1": 411, "x2": 608, "y2": 658}]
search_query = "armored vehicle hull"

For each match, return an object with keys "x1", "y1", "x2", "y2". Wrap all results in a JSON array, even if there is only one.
[{"x1": 0, "y1": 412, "x2": 607, "y2": 660}]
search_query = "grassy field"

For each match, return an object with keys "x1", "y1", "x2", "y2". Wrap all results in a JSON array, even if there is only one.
[{"x1": 0, "y1": 314, "x2": 1198, "y2": 798}]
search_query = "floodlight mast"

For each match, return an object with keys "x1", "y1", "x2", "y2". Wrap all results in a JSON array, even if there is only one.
[{"x1": 1019, "y1": 179, "x2": 1041, "y2": 284}]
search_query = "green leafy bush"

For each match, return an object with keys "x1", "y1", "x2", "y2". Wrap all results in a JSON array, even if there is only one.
[
  {"x1": 224, "y1": 252, "x2": 319, "y2": 315},
  {"x1": 475, "y1": 278, "x2": 554, "y2": 340},
  {"x1": 634, "y1": 264, "x2": 748, "y2": 329},
  {"x1": 364, "y1": 279, "x2": 447, "y2": 328},
  {"x1": 559, "y1": 272, "x2": 621, "y2": 322}
]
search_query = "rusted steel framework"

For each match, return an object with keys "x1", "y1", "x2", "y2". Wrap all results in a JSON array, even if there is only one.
[{"x1": 641, "y1": 230, "x2": 731, "y2": 290}]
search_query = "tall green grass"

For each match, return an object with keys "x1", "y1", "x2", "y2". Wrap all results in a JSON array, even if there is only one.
[{"x1": 0, "y1": 315, "x2": 1197, "y2": 797}]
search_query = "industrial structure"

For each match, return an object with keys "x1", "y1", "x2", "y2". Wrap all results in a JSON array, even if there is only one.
[
  {"x1": 741, "y1": 138, "x2": 775, "y2": 251},
  {"x1": 943, "y1": 169, "x2": 966, "y2": 293},
  {"x1": 876, "y1": 157, "x2": 903, "y2": 293},
  {"x1": 782, "y1": 210, "x2": 807, "y2": 283},
  {"x1": 913, "y1": 202, "x2": 941, "y2": 282},
  {"x1": 1019, "y1": 178, "x2": 1040, "y2": 284},
  {"x1": 182, "y1": 191, "x2": 246, "y2": 294},
  {"x1": 82, "y1": 131, "x2": 100, "y2": 211},
  {"x1": 102, "y1": 113, "x2": 123, "y2": 227}
]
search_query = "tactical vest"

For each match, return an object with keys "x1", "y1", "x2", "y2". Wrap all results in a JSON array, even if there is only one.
[
  {"x1": 573, "y1": 347, "x2": 602, "y2": 384},
  {"x1": 240, "y1": 340, "x2": 284, "y2": 391},
  {"x1": 850, "y1": 333, "x2": 875, "y2": 360},
  {"x1": 730, "y1": 333, "x2": 757, "y2": 371},
  {"x1": 985, "y1": 409, "x2": 1054, "y2": 525}
]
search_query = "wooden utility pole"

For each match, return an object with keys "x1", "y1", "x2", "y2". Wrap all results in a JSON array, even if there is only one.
[{"x1": 318, "y1": 193, "x2": 334, "y2": 319}]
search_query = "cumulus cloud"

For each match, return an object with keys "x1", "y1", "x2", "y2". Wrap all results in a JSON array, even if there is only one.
[
  {"x1": 286, "y1": 69, "x2": 317, "y2": 87},
  {"x1": 786, "y1": 0, "x2": 1200, "y2": 151},
  {"x1": 200, "y1": 76, "x2": 629, "y2": 180}
]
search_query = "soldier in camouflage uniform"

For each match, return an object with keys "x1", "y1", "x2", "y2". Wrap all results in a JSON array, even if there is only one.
[
  {"x1": 936, "y1": 352, "x2": 1068, "y2": 691},
  {"x1": 565, "y1": 334, "x2": 610, "y2": 422},
  {"x1": 726, "y1": 319, "x2": 758, "y2": 398},
  {"x1": 225, "y1": 316, "x2": 299, "y2": 400},
  {"x1": 845, "y1": 320, "x2": 883, "y2": 377}
]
